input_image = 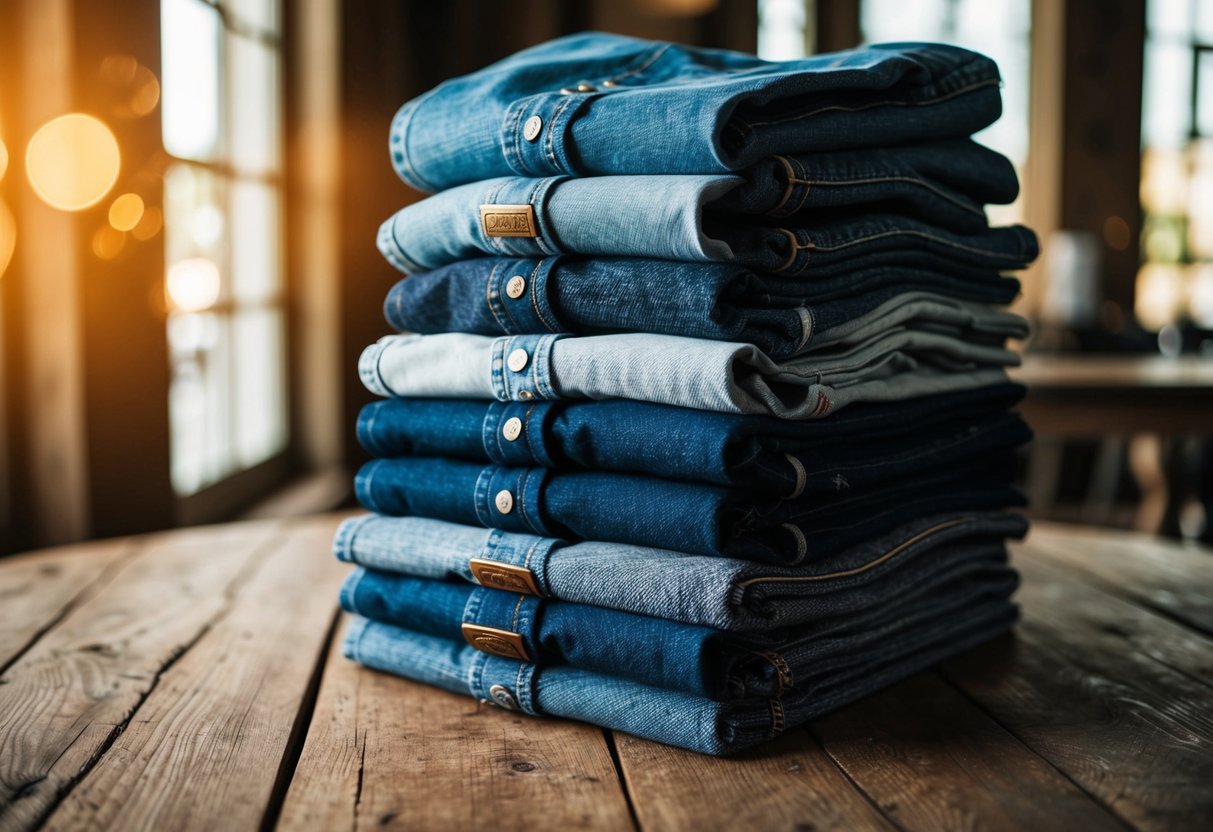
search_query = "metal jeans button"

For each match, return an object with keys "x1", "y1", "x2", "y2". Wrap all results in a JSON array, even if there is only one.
[
  {"x1": 494, "y1": 489, "x2": 514, "y2": 514},
  {"x1": 507, "y1": 348, "x2": 529, "y2": 372},
  {"x1": 505, "y1": 275, "x2": 526, "y2": 298},
  {"x1": 489, "y1": 684, "x2": 519, "y2": 710},
  {"x1": 523, "y1": 115, "x2": 542, "y2": 142},
  {"x1": 502, "y1": 417, "x2": 523, "y2": 441}
]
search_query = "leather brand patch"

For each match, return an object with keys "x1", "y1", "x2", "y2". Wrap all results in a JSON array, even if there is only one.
[
  {"x1": 480, "y1": 204, "x2": 537, "y2": 238},
  {"x1": 469, "y1": 559, "x2": 541, "y2": 596},
  {"x1": 461, "y1": 623, "x2": 531, "y2": 661}
]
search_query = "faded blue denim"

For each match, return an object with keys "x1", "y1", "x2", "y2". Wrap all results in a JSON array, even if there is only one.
[
  {"x1": 340, "y1": 565, "x2": 1017, "y2": 700},
  {"x1": 343, "y1": 603, "x2": 1018, "y2": 755},
  {"x1": 334, "y1": 511, "x2": 1029, "y2": 630},
  {"x1": 359, "y1": 329, "x2": 1022, "y2": 419},
  {"x1": 385, "y1": 256, "x2": 1024, "y2": 359},
  {"x1": 357, "y1": 383, "x2": 1026, "y2": 495},
  {"x1": 353, "y1": 454, "x2": 1025, "y2": 564},
  {"x1": 389, "y1": 33, "x2": 1006, "y2": 190},
  {"x1": 377, "y1": 173, "x2": 1039, "y2": 275}
]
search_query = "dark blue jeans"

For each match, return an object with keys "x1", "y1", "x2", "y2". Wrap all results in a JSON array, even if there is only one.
[
  {"x1": 357, "y1": 384, "x2": 1028, "y2": 497},
  {"x1": 354, "y1": 453, "x2": 1026, "y2": 564},
  {"x1": 384, "y1": 257, "x2": 1023, "y2": 359}
]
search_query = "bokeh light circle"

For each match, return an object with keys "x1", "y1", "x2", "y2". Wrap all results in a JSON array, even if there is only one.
[
  {"x1": 25, "y1": 114, "x2": 121, "y2": 211},
  {"x1": 167, "y1": 257, "x2": 221, "y2": 311},
  {"x1": 109, "y1": 193, "x2": 145, "y2": 231}
]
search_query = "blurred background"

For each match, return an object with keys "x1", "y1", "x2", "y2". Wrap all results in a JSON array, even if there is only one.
[{"x1": 1, "y1": 0, "x2": 1211, "y2": 555}]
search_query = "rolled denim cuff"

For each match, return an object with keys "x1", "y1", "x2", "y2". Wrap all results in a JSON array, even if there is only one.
[
  {"x1": 468, "y1": 650, "x2": 539, "y2": 715},
  {"x1": 490, "y1": 333, "x2": 563, "y2": 402},
  {"x1": 389, "y1": 91, "x2": 441, "y2": 193},
  {"x1": 481, "y1": 401, "x2": 560, "y2": 468},
  {"x1": 462, "y1": 586, "x2": 544, "y2": 662},
  {"x1": 472, "y1": 464, "x2": 554, "y2": 536},
  {"x1": 502, "y1": 91, "x2": 594, "y2": 178},
  {"x1": 358, "y1": 340, "x2": 393, "y2": 397}
]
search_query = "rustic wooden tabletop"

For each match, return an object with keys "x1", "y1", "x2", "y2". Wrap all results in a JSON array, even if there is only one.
[{"x1": 0, "y1": 514, "x2": 1210, "y2": 831}]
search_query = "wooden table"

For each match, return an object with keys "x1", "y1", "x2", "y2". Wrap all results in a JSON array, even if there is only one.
[{"x1": 1, "y1": 515, "x2": 1211, "y2": 831}]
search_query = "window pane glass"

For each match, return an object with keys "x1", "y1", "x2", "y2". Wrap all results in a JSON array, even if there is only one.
[
  {"x1": 232, "y1": 308, "x2": 287, "y2": 468},
  {"x1": 227, "y1": 0, "x2": 281, "y2": 36},
  {"x1": 164, "y1": 163, "x2": 228, "y2": 279},
  {"x1": 161, "y1": 0, "x2": 222, "y2": 161},
  {"x1": 230, "y1": 181, "x2": 280, "y2": 304},
  {"x1": 228, "y1": 35, "x2": 281, "y2": 175},
  {"x1": 757, "y1": 0, "x2": 807, "y2": 61},
  {"x1": 169, "y1": 312, "x2": 233, "y2": 493},
  {"x1": 1148, "y1": 0, "x2": 1192, "y2": 37},
  {"x1": 1143, "y1": 41, "x2": 1194, "y2": 149}
]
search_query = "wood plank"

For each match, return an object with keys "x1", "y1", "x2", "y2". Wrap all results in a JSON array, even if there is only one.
[
  {"x1": 0, "y1": 537, "x2": 135, "y2": 669},
  {"x1": 615, "y1": 729, "x2": 893, "y2": 831},
  {"x1": 942, "y1": 556, "x2": 1213, "y2": 831},
  {"x1": 40, "y1": 515, "x2": 346, "y2": 832},
  {"x1": 812, "y1": 672, "x2": 1125, "y2": 831},
  {"x1": 1023, "y1": 524, "x2": 1213, "y2": 634},
  {"x1": 279, "y1": 615, "x2": 634, "y2": 831},
  {"x1": 0, "y1": 520, "x2": 282, "y2": 831}
]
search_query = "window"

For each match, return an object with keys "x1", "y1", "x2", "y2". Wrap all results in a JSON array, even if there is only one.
[
  {"x1": 1137, "y1": 0, "x2": 1213, "y2": 332},
  {"x1": 160, "y1": 0, "x2": 287, "y2": 495}
]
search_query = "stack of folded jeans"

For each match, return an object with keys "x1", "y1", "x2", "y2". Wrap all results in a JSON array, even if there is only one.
[{"x1": 340, "y1": 33, "x2": 1038, "y2": 755}]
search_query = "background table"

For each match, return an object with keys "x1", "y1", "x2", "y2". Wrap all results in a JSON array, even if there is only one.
[{"x1": 0, "y1": 515, "x2": 1210, "y2": 831}]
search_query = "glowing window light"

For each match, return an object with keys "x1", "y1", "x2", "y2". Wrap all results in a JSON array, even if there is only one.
[
  {"x1": 25, "y1": 114, "x2": 121, "y2": 211},
  {"x1": 0, "y1": 139, "x2": 8, "y2": 181},
  {"x1": 167, "y1": 257, "x2": 221, "y2": 312},
  {"x1": 109, "y1": 193, "x2": 145, "y2": 231},
  {"x1": 161, "y1": 0, "x2": 221, "y2": 160}
]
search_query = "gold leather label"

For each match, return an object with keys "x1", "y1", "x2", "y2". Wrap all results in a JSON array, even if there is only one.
[
  {"x1": 469, "y1": 559, "x2": 541, "y2": 596},
  {"x1": 480, "y1": 204, "x2": 537, "y2": 238},
  {"x1": 461, "y1": 623, "x2": 531, "y2": 661}
]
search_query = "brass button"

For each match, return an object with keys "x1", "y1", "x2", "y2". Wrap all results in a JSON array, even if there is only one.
[
  {"x1": 489, "y1": 684, "x2": 519, "y2": 710},
  {"x1": 494, "y1": 489, "x2": 514, "y2": 514},
  {"x1": 576, "y1": 82, "x2": 596, "y2": 92},
  {"x1": 502, "y1": 417, "x2": 523, "y2": 441},
  {"x1": 505, "y1": 275, "x2": 526, "y2": 299},
  {"x1": 518, "y1": 390, "x2": 534, "y2": 401},
  {"x1": 523, "y1": 115, "x2": 543, "y2": 141},
  {"x1": 507, "y1": 348, "x2": 529, "y2": 372},
  {"x1": 602, "y1": 80, "x2": 618, "y2": 87}
]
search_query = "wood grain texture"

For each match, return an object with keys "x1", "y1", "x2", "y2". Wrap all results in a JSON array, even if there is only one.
[
  {"x1": 39, "y1": 516, "x2": 346, "y2": 832},
  {"x1": 1022, "y1": 524, "x2": 1213, "y2": 634},
  {"x1": 812, "y1": 671, "x2": 1127, "y2": 832},
  {"x1": 0, "y1": 521, "x2": 282, "y2": 831},
  {"x1": 0, "y1": 538, "x2": 134, "y2": 669},
  {"x1": 943, "y1": 558, "x2": 1213, "y2": 831},
  {"x1": 615, "y1": 729, "x2": 893, "y2": 831},
  {"x1": 279, "y1": 615, "x2": 634, "y2": 832}
]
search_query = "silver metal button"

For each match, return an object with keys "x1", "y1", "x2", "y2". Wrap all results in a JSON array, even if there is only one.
[
  {"x1": 502, "y1": 417, "x2": 523, "y2": 442},
  {"x1": 559, "y1": 87, "x2": 576, "y2": 94},
  {"x1": 507, "y1": 348, "x2": 529, "y2": 372},
  {"x1": 495, "y1": 489, "x2": 514, "y2": 514},
  {"x1": 523, "y1": 115, "x2": 542, "y2": 142},
  {"x1": 602, "y1": 80, "x2": 618, "y2": 88},
  {"x1": 506, "y1": 275, "x2": 526, "y2": 299},
  {"x1": 576, "y1": 82, "x2": 596, "y2": 92},
  {"x1": 518, "y1": 391, "x2": 534, "y2": 401},
  {"x1": 489, "y1": 684, "x2": 519, "y2": 710}
]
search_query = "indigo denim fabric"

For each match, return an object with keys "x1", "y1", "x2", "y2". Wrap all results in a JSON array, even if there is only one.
[
  {"x1": 388, "y1": 33, "x2": 1005, "y2": 190},
  {"x1": 334, "y1": 511, "x2": 1029, "y2": 629},
  {"x1": 340, "y1": 565, "x2": 1018, "y2": 700},
  {"x1": 357, "y1": 383, "x2": 1027, "y2": 494},
  {"x1": 354, "y1": 454, "x2": 1024, "y2": 564},
  {"x1": 376, "y1": 173, "x2": 1039, "y2": 276},
  {"x1": 386, "y1": 256, "x2": 1024, "y2": 359},
  {"x1": 359, "y1": 330, "x2": 1022, "y2": 419},
  {"x1": 343, "y1": 603, "x2": 1018, "y2": 755},
  {"x1": 358, "y1": 396, "x2": 1030, "y2": 497}
]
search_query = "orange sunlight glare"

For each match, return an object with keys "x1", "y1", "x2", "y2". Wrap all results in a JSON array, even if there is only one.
[{"x1": 25, "y1": 114, "x2": 121, "y2": 211}]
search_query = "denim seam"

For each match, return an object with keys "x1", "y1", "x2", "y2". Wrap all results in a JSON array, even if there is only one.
[
  {"x1": 543, "y1": 94, "x2": 577, "y2": 175},
  {"x1": 522, "y1": 404, "x2": 543, "y2": 466},
  {"x1": 807, "y1": 227, "x2": 1022, "y2": 258},
  {"x1": 529, "y1": 259, "x2": 561, "y2": 333},
  {"x1": 483, "y1": 181, "x2": 510, "y2": 255},
  {"x1": 743, "y1": 77, "x2": 999, "y2": 128},
  {"x1": 517, "y1": 468, "x2": 544, "y2": 536},
  {"x1": 602, "y1": 43, "x2": 672, "y2": 85},
  {"x1": 484, "y1": 260, "x2": 513, "y2": 334},
  {"x1": 799, "y1": 175, "x2": 984, "y2": 218},
  {"x1": 744, "y1": 518, "x2": 972, "y2": 583},
  {"x1": 794, "y1": 305, "x2": 814, "y2": 352},
  {"x1": 340, "y1": 569, "x2": 368, "y2": 617},
  {"x1": 473, "y1": 466, "x2": 496, "y2": 528},
  {"x1": 390, "y1": 89, "x2": 440, "y2": 192},
  {"x1": 359, "y1": 461, "x2": 382, "y2": 513}
]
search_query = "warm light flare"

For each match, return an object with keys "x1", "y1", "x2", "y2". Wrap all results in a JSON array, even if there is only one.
[
  {"x1": 25, "y1": 114, "x2": 121, "y2": 211},
  {"x1": 92, "y1": 226, "x2": 127, "y2": 260},
  {"x1": 0, "y1": 139, "x2": 8, "y2": 182},
  {"x1": 1135, "y1": 263, "x2": 1188, "y2": 331},
  {"x1": 132, "y1": 205, "x2": 163, "y2": 241},
  {"x1": 167, "y1": 257, "x2": 221, "y2": 311},
  {"x1": 0, "y1": 200, "x2": 16, "y2": 278},
  {"x1": 109, "y1": 193, "x2": 145, "y2": 231}
]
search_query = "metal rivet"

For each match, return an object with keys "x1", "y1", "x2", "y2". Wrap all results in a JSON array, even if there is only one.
[
  {"x1": 506, "y1": 275, "x2": 526, "y2": 299},
  {"x1": 502, "y1": 417, "x2": 523, "y2": 442},
  {"x1": 507, "y1": 348, "x2": 529, "y2": 372},
  {"x1": 489, "y1": 684, "x2": 519, "y2": 710},
  {"x1": 518, "y1": 391, "x2": 534, "y2": 401},
  {"x1": 602, "y1": 80, "x2": 618, "y2": 87},
  {"x1": 559, "y1": 87, "x2": 576, "y2": 94},
  {"x1": 495, "y1": 489, "x2": 514, "y2": 514},
  {"x1": 576, "y1": 82, "x2": 596, "y2": 92},
  {"x1": 523, "y1": 115, "x2": 542, "y2": 141}
]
